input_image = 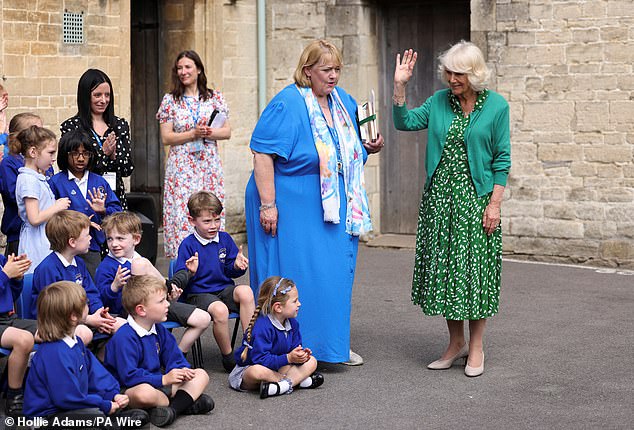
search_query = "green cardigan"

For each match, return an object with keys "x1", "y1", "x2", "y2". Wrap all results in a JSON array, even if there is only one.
[{"x1": 392, "y1": 88, "x2": 511, "y2": 197}]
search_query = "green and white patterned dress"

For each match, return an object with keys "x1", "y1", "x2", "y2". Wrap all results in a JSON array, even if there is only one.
[{"x1": 412, "y1": 89, "x2": 502, "y2": 320}]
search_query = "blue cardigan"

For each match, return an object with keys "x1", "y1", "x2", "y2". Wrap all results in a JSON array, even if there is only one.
[
  {"x1": 0, "y1": 255, "x2": 22, "y2": 314},
  {"x1": 104, "y1": 321, "x2": 189, "y2": 389},
  {"x1": 24, "y1": 337, "x2": 120, "y2": 417},
  {"x1": 235, "y1": 315, "x2": 302, "y2": 371},
  {"x1": 49, "y1": 171, "x2": 121, "y2": 252}
]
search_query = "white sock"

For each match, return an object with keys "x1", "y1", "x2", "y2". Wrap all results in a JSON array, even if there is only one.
[
  {"x1": 299, "y1": 376, "x2": 313, "y2": 388},
  {"x1": 269, "y1": 379, "x2": 291, "y2": 395}
]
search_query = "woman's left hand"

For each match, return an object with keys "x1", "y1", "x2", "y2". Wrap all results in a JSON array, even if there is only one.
[
  {"x1": 482, "y1": 202, "x2": 501, "y2": 235},
  {"x1": 103, "y1": 132, "x2": 117, "y2": 159},
  {"x1": 363, "y1": 133, "x2": 384, "y2": 154}
]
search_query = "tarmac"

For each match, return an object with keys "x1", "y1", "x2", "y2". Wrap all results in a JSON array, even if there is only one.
[{"x1": 2, "y1": 242, "x2": 632, "y2": 429}]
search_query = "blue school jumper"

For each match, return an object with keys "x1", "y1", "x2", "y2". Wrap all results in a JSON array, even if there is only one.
[
  {"x1": 0, "y1": 255, "x2": 22, "y2": 313},
  {"x1": 95, "y1": 252, "x2": 139, "y2": 314},
  {"x1": 175, "y1": 231, "x2": 246, "y2": 296},
  {"x1": 235, "y1": 315, "x2": 302, "y2": 371},
  {"x1": 24, "y1": 336, "x2": 120, "y2": 417},
  {"x1": 49, "y1": 171, "x2": 121, "y2": 252},
  {"x1": 32, "y1": 252, "x2": 103, "y2": 317},
  {"x1": 104, "y1": 316, "x2": 189, "y2": 388}
]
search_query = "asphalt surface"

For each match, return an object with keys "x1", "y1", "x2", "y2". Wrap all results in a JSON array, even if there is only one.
[{"x1": 3, "y1": 245, "x2": 632, "y2": 429}]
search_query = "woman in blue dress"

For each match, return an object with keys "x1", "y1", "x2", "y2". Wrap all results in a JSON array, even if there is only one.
[{"x1": 245, "y1": 40, "x2": 383, "y2": 364}]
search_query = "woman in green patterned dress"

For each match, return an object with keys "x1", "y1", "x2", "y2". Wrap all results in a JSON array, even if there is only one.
[{"x1": 392, "y1": 41, "x2": 511, "y2": 377}]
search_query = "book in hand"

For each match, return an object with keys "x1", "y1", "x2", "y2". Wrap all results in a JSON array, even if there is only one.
[{"x1": 358, "y1": 89, "x2": 378, "y2": 142}]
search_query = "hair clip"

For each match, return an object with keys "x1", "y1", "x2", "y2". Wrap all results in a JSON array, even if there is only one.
[{"x1": 242, "y1": 340, "x2": 253, "y2": 350}]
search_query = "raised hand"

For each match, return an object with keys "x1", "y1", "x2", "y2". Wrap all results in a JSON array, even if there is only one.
[
  {"x1": 87, "y1": 187, "x2": 106, "y2": 214},
  {"x1": 1, "y1": 254, "x2": 32, "y2": 279},
  {"x1": 234, "y1": 245, "x2": 249, "y2": 270},
  {"x1": 185, "y1": 252, "x2": 199, "y2": 274},
  {"x1": 111, "y1": 265, "x2": 131, "y2": 292},
  {"x1": 394, "y1": 49, "x2": 418, "y2": 86},
  {"x1": 168, "y1": 285, "x2": 183, "y2": 301}
]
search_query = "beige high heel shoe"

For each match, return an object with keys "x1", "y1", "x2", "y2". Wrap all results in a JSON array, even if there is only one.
[
  {"x1": 427, "y1": 344, "x2": 469, "y2": 370},
  {"x1": 464, "y1": 352, "x2": 485, "y2": 377}
]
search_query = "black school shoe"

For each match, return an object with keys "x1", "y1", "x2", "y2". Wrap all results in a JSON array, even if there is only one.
[
  {"x1": 5, "y1": 393, "x2": 24, "y2": 417},
  {"x1": 221, "y1": 353, "x2": 236, "y2": 372},
  {"x1": 182, "y1": 394, "x2": 215, "y2": 415},
  {"x1": 149, "y1": 406, "x2": 176, "y2": 427},
  {"x1": 115, "y1": 409, "x2": 150, "y2": 428},
  {"x1": 301, "y1": 372, "x2": 324, "y2": 389}
]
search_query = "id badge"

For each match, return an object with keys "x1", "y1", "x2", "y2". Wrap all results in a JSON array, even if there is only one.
[
  {"x1": 103, "y1": 172, "x2": 117, "y2": 190},
  {"x1": 189, "y1": 139, "x2": 205, "y2": 153}
]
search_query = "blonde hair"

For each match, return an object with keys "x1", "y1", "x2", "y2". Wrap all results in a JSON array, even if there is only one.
[
  {"x1": 122, "y1": 275, "x2": 167, "y2": 316},
  {"x1": 187, "y1": 191, "x2": 223, "y2": 218},
  {"x1": 437, "y1": 40, "x2": 490, "y2": 92},
  {"x1": 102, "y1": 211, "x2": 143, "y2": 237},
  {"x1": 37, "y1": 281, "x2": 87, "y2": 342},
  {"x1": 293, "y1": 40, "x2": 343, "y2": 88},
  {"x1": 17, "y1": 125, "x2": 56, "y2": 158},
  {"x1": 240, "y1": 276, "x2": 296, "y2": 361},
  {"x1": 46, "y1": 210, "x2": 91, "y2": 252},
  {"x1": 8, "y1": 113, "x2": 42, "y2": 155}
]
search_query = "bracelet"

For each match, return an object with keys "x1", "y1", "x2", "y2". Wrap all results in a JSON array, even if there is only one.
[{"x1": 259, "y1": 202, "x2": 276, "y2": 211}]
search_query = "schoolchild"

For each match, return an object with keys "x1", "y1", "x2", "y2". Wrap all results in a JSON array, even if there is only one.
[
  {"x1": 23, "y1": 280, "x2": 149, "y2": 427},
  {"x1": 230, "y1": 276, "x2": 324, "y2": 398},
  {"x1": 15, "y1": 126, "x2": 70, "y2": 272},
  {"x1": 104, "y1": 275, "x2": 213, "y2": 427},
  {"x1": 49, "y1": 129, "x2": 121, "y2": 277},
  {"x1": 0, "y1": 253, "x2": 35, "y2": 416},
  {"x1": 95, "y1": 211, "x2": 210, "y2": 353},
  {"x1": 32, "y1": 210, "x2": 125, "y2": 346},
  {"x1": 175, "y1": 191, "x2": 254, "y2": 372}
]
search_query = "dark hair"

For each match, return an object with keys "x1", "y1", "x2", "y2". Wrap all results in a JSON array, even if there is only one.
[
  {"x1": 170, "y1": 50, "x2": 213, "y2": 102},
  {"x1": 76, "y1": 69, "x2": 115, "y2": 130},
  {"x1": 57, "y1": 129, "x2": 96, "y2": 172}
]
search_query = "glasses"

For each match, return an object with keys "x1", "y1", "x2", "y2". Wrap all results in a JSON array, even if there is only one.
[{"x1": 69, "y1": 151, "x2": 92, "y2": 160}]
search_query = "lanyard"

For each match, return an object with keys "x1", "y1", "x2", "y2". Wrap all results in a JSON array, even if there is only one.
[
  {"x1": 183, "y1": 96, "x2": 200, "y2": 127},
  {"x1": 90, "y1": 129, "x2": 103, "y2": 148}
]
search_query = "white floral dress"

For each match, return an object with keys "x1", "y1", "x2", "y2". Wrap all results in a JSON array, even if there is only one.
[{"x1": 157, "y1": 91, "x2": 228, "y2": 258}]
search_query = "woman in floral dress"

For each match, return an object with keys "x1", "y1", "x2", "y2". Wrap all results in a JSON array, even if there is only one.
[
  {"x1": 392, "y1": 41, "x2": 511, "y2": 377},
  {"x1": 157, "y1": 50, "x2": 231, "y2": 258}
]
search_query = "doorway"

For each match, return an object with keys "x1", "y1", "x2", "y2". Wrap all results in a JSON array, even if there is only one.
[{"x1": 378, "y1": 0, "x2": 470, "y2": 234}]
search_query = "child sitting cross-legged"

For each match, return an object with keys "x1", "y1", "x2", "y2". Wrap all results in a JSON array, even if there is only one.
[
  {"x1": 32, "y1": 210, "x2": 126, "y2": 346},
  {"x1": 230, "y1": 276, "x2": 324, "y2": 399},
  {"x1": 95, "y1": 211, "x2": 210, "y2": 355},
  {"x1": 175, "y1": 191, "x2": 255, "y2": 372},
  {"x1": 104, "y1": 275, "x2": 214, "y2": 428},
  {"x1": 23, "y1": 281, "x2": 149, "y2": 427}
]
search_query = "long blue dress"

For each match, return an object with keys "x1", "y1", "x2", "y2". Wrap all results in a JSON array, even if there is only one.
[{"x1": 245, "y1": 84, "x2": 368, "y2": 363}]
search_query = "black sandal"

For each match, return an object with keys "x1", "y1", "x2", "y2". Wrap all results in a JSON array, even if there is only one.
[
  {"x1": 260, "y1": 381, "x2": 281, "y2": 399},
  {"x1": 303, "y1": 372, "x2": 324, "y2": 389}
]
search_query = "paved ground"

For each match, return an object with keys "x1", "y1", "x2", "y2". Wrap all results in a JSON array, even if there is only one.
[{"x1": 3, "y1": 245, "x2": 632, "y2": 429}]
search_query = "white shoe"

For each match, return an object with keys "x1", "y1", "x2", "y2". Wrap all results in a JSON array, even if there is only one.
[
  {"x1": 342, "y1": 349, "x2": 364, "y2": 366},
  {"x1": 465, "y1": 352, "x2": 484, "y2": 377},
  {"x1": 427, "y1": 344, "x2": 469, "y2": 370}
]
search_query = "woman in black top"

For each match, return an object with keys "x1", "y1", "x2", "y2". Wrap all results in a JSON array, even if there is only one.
[{"x1": 61, "y1": 69, "x2": 133, "y2": 209}]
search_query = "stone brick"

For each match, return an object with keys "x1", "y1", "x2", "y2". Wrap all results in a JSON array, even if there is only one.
[
  {"x1": 617, "y1": 223, "x2": 634, "y2": 239},
  {"x1": 607, "y1": 207, "x2": 634, "y2": 222},
  {"x1": 566, "y1": 44, "x2": 603, "y2": 63},
  {"x1": 552, "y1": 3, "x2": 583, "y2": 19},
  {"x1": 584, "y1": 146, "x2": 632, "y2": 163},
  {"x1": 507, "y1": 31, "x2": 535, "y2": 46},
  {"x1": 606, "y1": 1, "x2": 634, "y2": 17},
  {"x1": 3, "y1": 9, "x2": 28, "y2": 21},
  {"x1": 497, "y1": 2, "x2": 529, "y2": 21},
  {"x1": 523, "y1": 102, "x2": 574, "y2": 131},
  {"x1": 567, "y1": 188, "x2": 597, "y2": 202},
  {"x1": 582, "y1": 1, "x2": 607, "y2": 17},
  {"x1": 509, "y1": 217, "x2": 537, "y2": 236},
  {"x1": 535, "y1": 30, "x2": 571, "y2": 44},
  {"x1": 572, "y1": 28, "x2": 599, "y2": 43},
  {"x1": 538, "y1": 219, "x2": 584, "y2": 238},
  {"x1": 575, "y1": 203, "x2": 605, "y2": 221},
  {"x1": 526, "y1": 45, "x2": 565, "y2": 65},
  {"x1": 528, "y1": 3, "x2": 552, "y2": 20},
  {"x1": 40, "y1": 78, "x2": 61, "y2": 96},
  {"x1": 601, "y1": 26, "x2": 628, "y2": 41},
  {"x1": 3, "y1": 40, "x2": 31, "y2": 55},
  {"x1": 598, "y1": 188, "x2": 633, "y2": 203},
  {"x1": 544, "y1": 203, "x2": 576, "y2": 220},
  {"x1": 604, "y1": 43, "x2": 634, "y2": 63},
  {"x1": 540, "y1": 187, "x2": 566, "y2": 201},
  {"x1": 570, "y1": 162, "x2": 597, "y2": 177},
  {"x1": 542, "y1": 75, "x2": 572, "y2": 93},
  {"x1": 575, "y1": 101, "x2": 609, "y2": 132},
  {"x1": 596, "y1": 164, "x2": 623, "y2": 179},
  {"x1": 537, "y1": 144, "x2": 581, "y2": 162},
  {"x1": 31, "y1": 42, "x2": 58, "y2": 56},
  {"x1": 600, "y1": 241, "x2": 634, "y2": 260},
  {"x1": 505, "y1": 201, "x2": 543, "y2": 218}
]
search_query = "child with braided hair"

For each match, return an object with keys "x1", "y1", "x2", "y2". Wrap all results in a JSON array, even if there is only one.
[{"x1": 229, "y1": 276, "x2": 324, "y2": 398}]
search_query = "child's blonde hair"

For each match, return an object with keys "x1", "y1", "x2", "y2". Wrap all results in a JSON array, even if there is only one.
[
  {"x1": 122, "y1": 275, "x2": 167, "y2": 316},
  {"x1": 187, "y1": 191, "x2": 223, "y2": 218},
  {"x1": 8, "y1": 113, "x2": 42, "y2": 155},
  {"x1": 241, "y1": 276, "x2": 296, "y2": 361},
  {"x1": 102, "y1": 211, "x2": 143, "y2": 237},
  {"x1": 46, "y1": 210, "x2": 91, "y2": 253},
  {"x1": 17, "y1": 125, "x2": 56, "y2": 157},
  {"x1": 37, "y1": 281, "x2": 87, "y2": 342}
]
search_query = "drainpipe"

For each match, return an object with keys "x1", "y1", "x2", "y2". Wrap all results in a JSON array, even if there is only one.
[{"x1": 257, "y1": 0, "x2": 266, "y2": 115}]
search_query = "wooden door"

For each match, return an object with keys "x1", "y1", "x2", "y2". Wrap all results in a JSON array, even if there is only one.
[
  {"x1": 130, "y1": 0, "x2": 162, "y2": 219},
  {"x1": 378, "y1": 0, "x2": 470, "y2": 234}
]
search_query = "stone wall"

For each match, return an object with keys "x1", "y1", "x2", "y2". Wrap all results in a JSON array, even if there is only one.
[
  {"x1": 0, "y1": 0, "x2": 131, "y2": 250},
  {"x1": 477, "y1": 0, "x2": 634, "y2": 267}
]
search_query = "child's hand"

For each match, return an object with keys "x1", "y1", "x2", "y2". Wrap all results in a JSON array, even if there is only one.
[
  {"x1": 113, "y1": 394, "x2": 129, "y2": 409},
  {"x1": 302, "y1": 346, "x2": 312, "y2": 358},
  {"x1": 86, "y1": 307, "x2": 116, "y2": 334},
  {"x1": 111, "y1": 265, "x2": 130, "y2": 292},
  {"x1": 88, "y1": 214, "x2": 102, "y2": 232},
  {"x1": 53, "y1": 197, "x2": 71, "y2": 212},
  {"x1": 108, "y1": 401, "x2": 120, "y2": 415},
  {"x1": 287, "y1": 345, "x2": 309, "y2": 364},
  {"x1": 1, "y1": 254, "x2": 32, "y2": 279},
  {"x1": 185, "y1": 252, "x2": 199, "y2": 274},
  {"x1": 168, "y1": 284, "x2": 183, "y2": 301},
  {"x1": 162, "y1": 368, "x2": 196, "y2": 385},
  {"x1": 234, "y1": 245, "x2": 248, "y2": 271},
  {"x1": 87, "y1": 188, "x2": 106, "y2": 214}
]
